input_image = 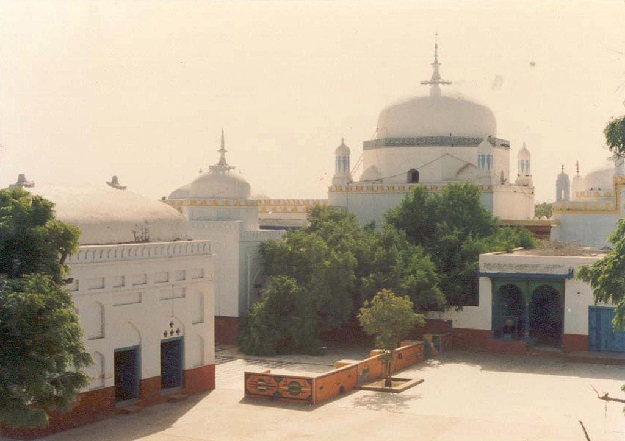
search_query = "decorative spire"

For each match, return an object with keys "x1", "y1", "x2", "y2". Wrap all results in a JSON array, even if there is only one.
[
  {"x1": 561, "y1": 164, "x2": 565, "y2": 173},
  {"x1": 209, "y1": 128, "x2": 235, "y2": 174},
  {"x1": 421, "y1": 33, "x2": 452, "y2": 97},
  {"x1": 576, "y1": 160, "x2": 580, "y2": 176}
]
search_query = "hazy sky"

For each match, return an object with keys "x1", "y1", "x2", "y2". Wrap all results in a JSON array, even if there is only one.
[{"x1": 1, "y1": 0, "x2": 624, "y2": 203}]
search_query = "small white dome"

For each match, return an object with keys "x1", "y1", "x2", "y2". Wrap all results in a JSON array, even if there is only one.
[
  {"x1": 377, "y1": 95, "x2": 497, "y2": 138},
  {"x1": 361, "y1": 165, "x2": 381, "y2": 181},
  {"x1": 335, "y1": 138, "x2": 350, "y2": 155},
  {"x1": 188, "y1": 171, "x2": 251, "y2": 199}
]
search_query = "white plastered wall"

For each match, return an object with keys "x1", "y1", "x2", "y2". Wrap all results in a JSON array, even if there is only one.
[{"x1": 68, "y1": 241, "x2": 215, "y2": 391}]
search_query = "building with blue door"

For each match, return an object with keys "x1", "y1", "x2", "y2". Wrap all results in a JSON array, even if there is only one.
[{"x1": 427, "y1": 244, "x2": 624, "y2": 353}]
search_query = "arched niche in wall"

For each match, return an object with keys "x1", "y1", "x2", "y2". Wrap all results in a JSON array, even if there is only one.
[
  {"x1": 88, "y1": 351, "x2": 105, "y2": 389},
  {"x1": 116, "y1": 321, "x2": 141, "y2": 349},
  {"x1": 192, "y1": 291, "x2": 205, "y2": 324},
  {"x1": 83, "y1": 301, "x2": 105, "y2": 340}
]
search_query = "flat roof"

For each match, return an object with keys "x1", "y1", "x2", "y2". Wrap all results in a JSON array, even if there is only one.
[{"x1": 489, "y1": 241, "x2": 608, "y2": 257}]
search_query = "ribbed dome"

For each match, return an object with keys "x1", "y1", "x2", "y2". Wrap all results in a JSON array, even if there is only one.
[
  {"x1": 377, "y1": 95, "x2": 497, "y2": 138},
  {"x1": 188, "y1": 171, "x2": 250, "y2": 199}
]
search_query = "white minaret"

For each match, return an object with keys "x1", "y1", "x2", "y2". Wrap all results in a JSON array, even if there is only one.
[
  {"x1": 515, "y1": 142, "x2": 532, "y2": 186},
  {"x1": 332, "y1": 138, "x2": 352, "y2": 186},
  {"x1": 570, "y1": 161, "x2": 584, "y2": 200},
  {"x1": 420, "y1": 33, "x2": 452, "y2": 97},
  {"x1": 556, "y1": 165, "x2": 571, "y2": 202}
]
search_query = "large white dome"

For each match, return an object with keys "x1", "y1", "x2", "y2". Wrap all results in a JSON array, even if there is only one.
[
  {"x1": 30, "y1": 185, "x2": 189, "y2": 245},
  {"x1": 377, "y1": 95, "x2": 497, "y2": 138},
  {"x1": 186, "y1": 171, "x2": 251, "y2": 200}
]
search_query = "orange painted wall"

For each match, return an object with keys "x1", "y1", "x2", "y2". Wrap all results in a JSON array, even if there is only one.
[
  {"x1": 393, "y1": 342, "x2": 425, "y2": 372},
  {"x1": 243, "y1": 342, "x2": 426, "y2": 406},
  {"x1": 244, "y1": 372, "x2": 314, "y2": 403},
  {"x1": 313, "y1": 365, "x2": 358, "y2": 404}
]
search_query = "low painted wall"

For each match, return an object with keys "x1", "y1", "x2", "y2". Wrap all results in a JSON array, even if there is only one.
[{"x1": 244, "y1": 342, "x2": 425, "y2": 405}]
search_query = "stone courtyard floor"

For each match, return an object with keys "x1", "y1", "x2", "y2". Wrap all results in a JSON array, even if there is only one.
[{"x1": 4, "y1": 346, "x2": 625, "y2": 441}]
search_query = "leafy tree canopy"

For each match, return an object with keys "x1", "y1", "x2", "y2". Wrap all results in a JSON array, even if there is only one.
[
  {"x1": 0, "y1": 188, "x2": 90, "y2": 428},
  {"x1": 0, "y1": 275, "x2": 92, "y2": 427},
  {"x1": 535, "y1": 202, "x2": 552, "y2": 219},
  {"x1": 577, "y1": 218, "x2": 625, "y2": 329},
  {"x1": 0, "y1": 188, "x2": 79, "y2": 283},
  {"x1": 240, "y1": 206, "x2": 444, "y2": 355},
  {"x1": 358, "y1": 289, "x2": 424, "y2": 352},
  {"x1": 604, "y1": 115, "x2": 625, "y2": 158},
  {"x1": 385, "y1": 183, "x2": 535, "y2": 305},
  {"x1": 358, "y1": 289, "x2": 424, "y2": 387}
]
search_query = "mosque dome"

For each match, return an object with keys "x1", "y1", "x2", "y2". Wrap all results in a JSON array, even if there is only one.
[
  {"x1": 168, "y1": 183, "x2": 191, "y2": 200},
  {"x1": 30, "y1": 184, "x2": 189, "y2": 245},
  {"x1": 188, "y1": 171, "x2": 250, "y2": 199},
  {"x1": 169, "y1": 130, "x2": 251, "y2": 200},
  {"x1": 377, "y1": 95, "x2": 497, "y2": 138},
  {"x1": 584, "y1": 167, "x2": 613, "y2": 191}
]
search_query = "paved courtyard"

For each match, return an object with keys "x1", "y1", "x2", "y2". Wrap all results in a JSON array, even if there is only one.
[{"x1": 5, "y1": 347, "x2": 625, "y2": 441}]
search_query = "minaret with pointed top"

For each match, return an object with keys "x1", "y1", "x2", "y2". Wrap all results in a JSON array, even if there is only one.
[
  {"x1": 332, "y1": 138, "x2": 352, "y2": 186},
  {"x1": 515, "y1": 142, "x2": 532, "y2": 186},
  {"x1": 556, "y1": 165, "x2": 570, "y2": 202},
  {"x1": 209, "y1": 129, "x2": 235, "y2": 174},
  {"x1": 421, "y1": 33, "x2": 452, "y2": 97},
  {"x1": 571, "y1": 160, "x2": 584, "y2": 200}
]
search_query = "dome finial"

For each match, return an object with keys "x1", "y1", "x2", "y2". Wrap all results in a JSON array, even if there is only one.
[
  {"x1": 421, "y1": 32, "x2": 452, "y2": 97},
  {"x1": 209, "y1": 129, "x2": 235, "y2": 174}
]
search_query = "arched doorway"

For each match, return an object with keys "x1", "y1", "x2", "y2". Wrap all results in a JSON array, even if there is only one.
[
  {"x1": 494, "y1": 284, "x2": 524, "y2": 340},
  {"x1": 529, "y1": 285, "x2": 563, "y2": 346}
]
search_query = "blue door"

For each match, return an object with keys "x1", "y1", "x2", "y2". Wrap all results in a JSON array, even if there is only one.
[
  {"x1": 161, "y1": 338, "x2": 184, "y2": 389},
  {"x1": 588, "y1": 307, "x2": 625, "y2": 352},
  {"x1": 114, "y1": 347, "x2": 140, "y2": 402}
]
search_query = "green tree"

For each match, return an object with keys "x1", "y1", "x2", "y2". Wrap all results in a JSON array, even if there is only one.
[
  {"x1": 534, "y1": 202, "x2": 553, "y2": 218},
  {"x1": 237, "y1": 276, "x2": 320, "y2": 355},
  {"x1": 240, "y1": 206, "x2": 445, "y2": 355},
  {"x1": 0, "y1": 188, "x2": 91, "y2": 428},
  {"x1": 358, "y1": 289, "x2": 424, "y2": 387},
  {"x1": 577, "y1": 218, "x2": 625, "y2": 329},
  {"x1": 604, "y1": 115, "x2": 625, "y2": 158},
  {"x1": 0, "y1": 188, "x2": 79, "y2": 282},
  {"x1": 385, "y1": 183, "x2": 535, "y2": 306}
]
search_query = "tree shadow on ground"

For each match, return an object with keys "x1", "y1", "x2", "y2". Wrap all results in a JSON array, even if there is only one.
[
  {"x1": 424, "y1": 351, "x2": 624, "y2": 381},
  {"x1": 238, "y1": 396, "x2": 317, "y2": 412},
  {"x1": 11, "y1": 393, "x2": 209, "y2": 441},
  {"x1": 351, "y1": 391, "x2": 420, "y2": 413}
]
